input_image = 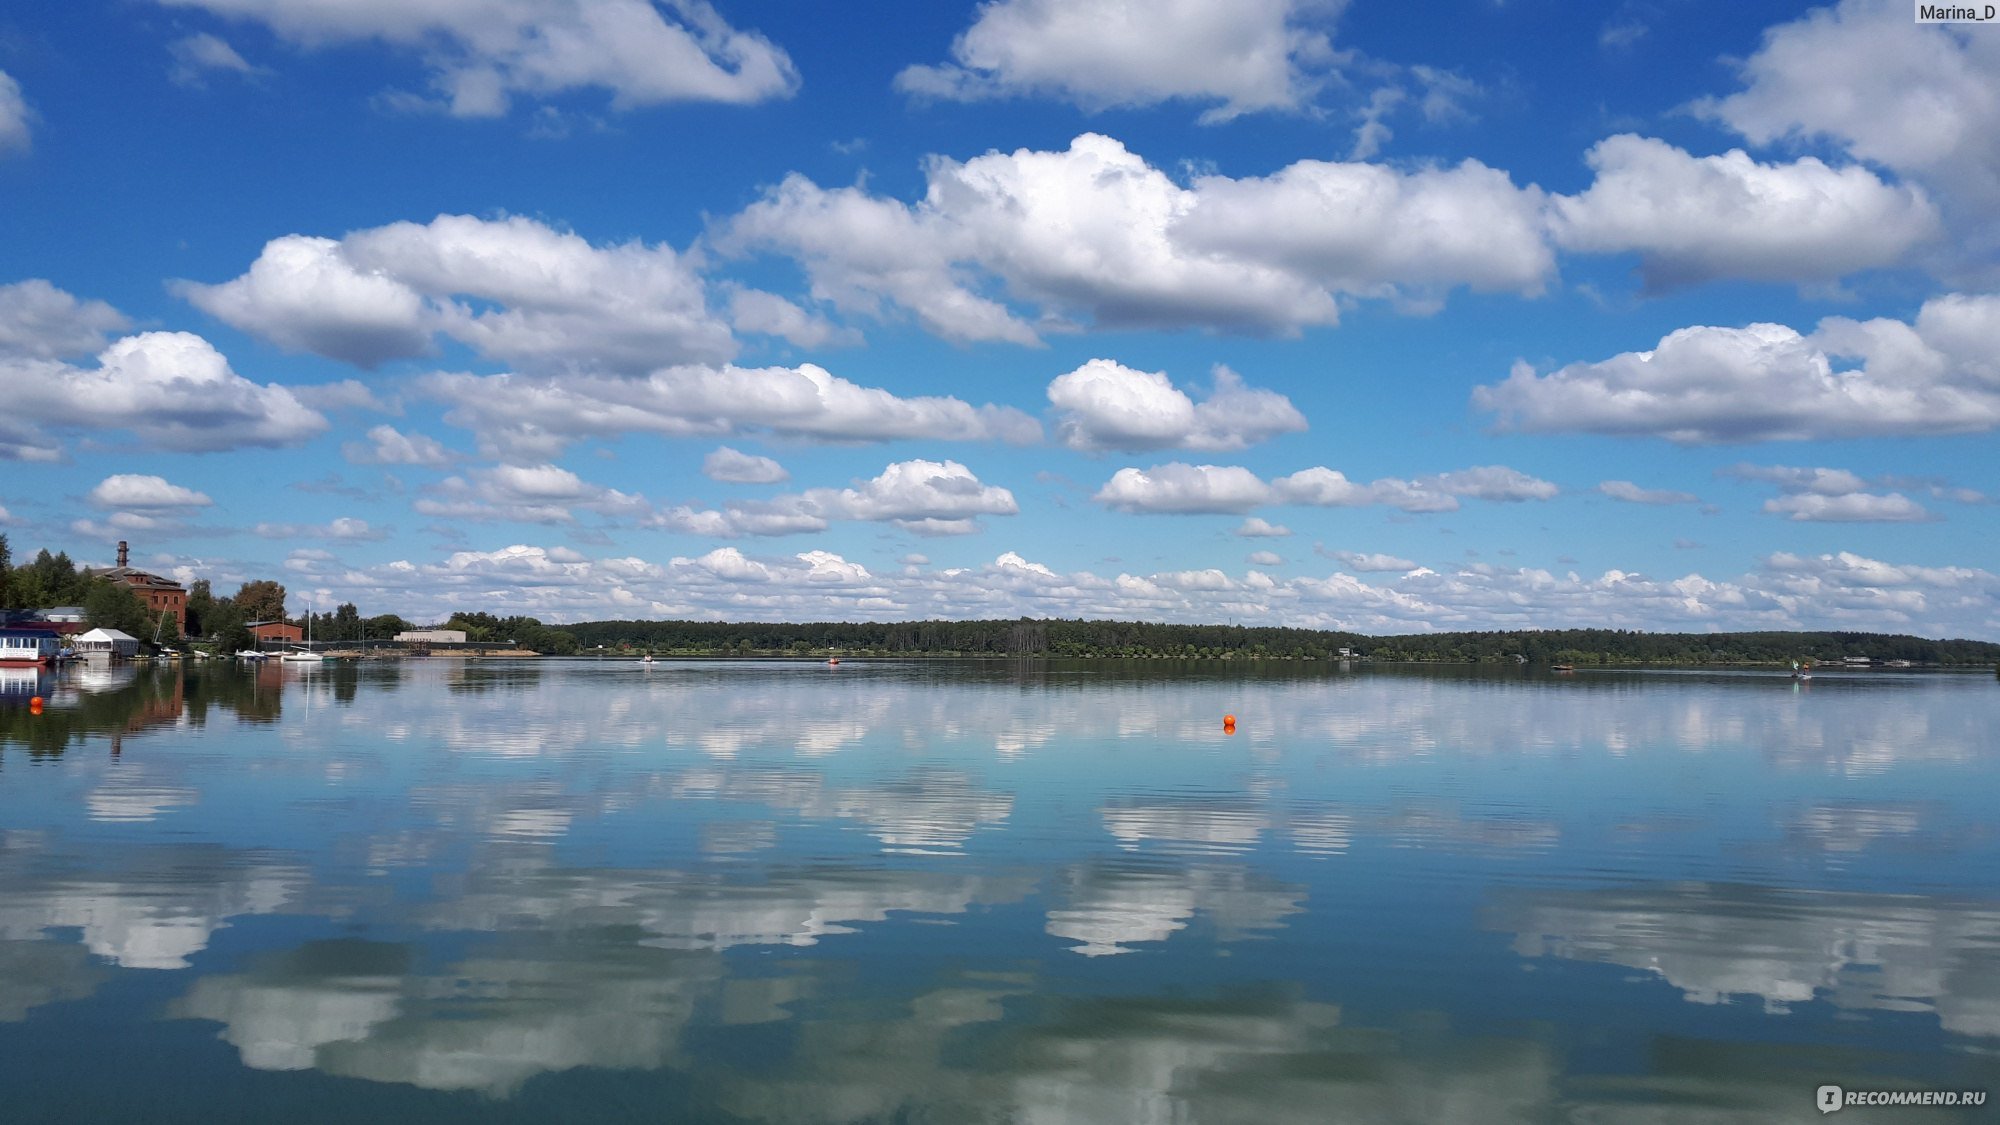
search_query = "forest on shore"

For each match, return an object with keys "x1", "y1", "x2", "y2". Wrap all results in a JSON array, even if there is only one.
[
  {"x1": 6, "y1": 535, "x2": 1993, "y2": 666},
  {"x1": 563, "y1": 618, "x2": 2000, "y2": 667}
]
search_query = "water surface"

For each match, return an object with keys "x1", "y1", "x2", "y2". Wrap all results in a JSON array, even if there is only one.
[{"x1": 1, "y1": 659, "x2": 1995, "y2": 1122}]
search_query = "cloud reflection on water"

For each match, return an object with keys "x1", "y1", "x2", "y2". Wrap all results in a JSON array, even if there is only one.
[{"x1": 1489, "y1": 881, "x2": 2000, "y2": 1037}]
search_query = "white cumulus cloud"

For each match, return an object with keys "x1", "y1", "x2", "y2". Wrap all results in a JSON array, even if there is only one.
[
  {"x1": 654, "y1": 459, "x2": 1019, "y2": 538},
  {"x1": 0, "y1": 70, "x2": 29, "y2": 155},
  {"x1": 178, "y1": 215, "x2": 733, "y2": 372},
  {"x1": 153, "y1": 0, "x2": 797, "y2": 116},
  {"x1": 1551, "y1": 134, "x2": 1938, "y2": 288},
  {"x1": 1474, "y1": 293, "x2": 2000, "y2": 443},
  {"x1": 1234, "y1": 517, "x2": 1291, "y2": 538},
  {"x1": 721, "y1": 133, "x2": 1551, "y2": 343},
  {"x1": 0, "y1": 279, "x2": 130, "y2": 359},
  {"x1": 4, "y1": 327, "x2": 328, "y2": 457},
  {"x1": 1048, "y1": 360, "x2": 1306, "y2": 452},
  {"x1": 1326, "y1": 550, "x2": 1418, "y2": 572},
  {"x1": 1697, "y1": 0, "x2": 2000, "y2": 277},
  {"x1": 343, "y1": 424, "x2": 455, "y2": 466},
  {"x1": 415, "y1": 463, "x2": 649, "y2": 525},
  {"x1": 88, "y1": 474, "x2": 214, "y2": 510},
  {"x1": 895, "y1": 0, "x2": 1336, "y2": 123},
  {"x1": 1763, "y1": 492, "x2": 1933, "y2": 522},
  {"x1": 1095, "y1": 463, "x2": 1272, "y2": 514},
  {"x1": 1098, "y1": 462, "x2": 1558, "y2": 515},
  {"x1": 701, "y1": 446, "x2": 788, "y2": 484},
  {"x1": 1720, "y1": 462, "x2": 1938, "y2": 523},
  {"x1": 423, "y1": 364, "x2": 1040, "y2": 460}
]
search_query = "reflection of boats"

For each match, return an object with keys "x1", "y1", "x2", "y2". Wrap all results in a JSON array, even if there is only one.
[
  {"x1": 0, "y1": 666, "x2": 49, "y2": 697},
  {"x1": 73, "y1": 662, "x2": 138, "y2": 693}
]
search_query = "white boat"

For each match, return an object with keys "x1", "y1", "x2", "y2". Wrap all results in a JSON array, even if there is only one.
[{"x1": 282, "y1": 597, "x2": 325, "y2": 662}]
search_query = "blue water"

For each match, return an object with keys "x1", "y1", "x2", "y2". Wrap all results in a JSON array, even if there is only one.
[{"x1": 0, "y1": 659, "x2": 1995, "y2": 1122}]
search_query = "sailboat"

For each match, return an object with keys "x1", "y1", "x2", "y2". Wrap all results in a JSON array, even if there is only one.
[{"x1": 282, "y1": 599, "x2": 324, "y2": 664}]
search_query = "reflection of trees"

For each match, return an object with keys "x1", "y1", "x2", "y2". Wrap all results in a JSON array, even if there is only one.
[
  {"x1": 1488, "y1": 882, "x2": 2000, "y2": 1037},
  {"x1": 0, "y1": 665, "x2": 188, "y2": 760}
]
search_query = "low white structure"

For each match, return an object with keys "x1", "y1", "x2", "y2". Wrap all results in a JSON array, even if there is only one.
[
  {"x1": 396, "y1": 629, "x2": 468, "y2": 644},
  {"x1": 75, "y1": 628, "x2": 140, "y2": 658}
]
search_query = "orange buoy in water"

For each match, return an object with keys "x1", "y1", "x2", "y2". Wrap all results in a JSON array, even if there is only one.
[
  {"x1": 827, "y1": 657, "x2": 840, "y2": 666},
  {"x1": 29, "y1": 696, "x2": 44, "y2": 715},
  {"x1": 1223, "y1": 713, "x2": 1236, "y2": 733}
]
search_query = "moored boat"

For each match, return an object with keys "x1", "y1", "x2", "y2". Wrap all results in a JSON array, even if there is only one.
[{"x1": 0, "y1": 626, "x2": 63, "y2": 668}]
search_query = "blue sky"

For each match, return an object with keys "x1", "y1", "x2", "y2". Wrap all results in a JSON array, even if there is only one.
[{"x1": 1, "y1": 0, "x2": 1996, "y2": 636}]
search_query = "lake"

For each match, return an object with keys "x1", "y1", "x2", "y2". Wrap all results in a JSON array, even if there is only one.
[{"x1": 1, "y1": 658, "x2": 1995, "y2": 1122}]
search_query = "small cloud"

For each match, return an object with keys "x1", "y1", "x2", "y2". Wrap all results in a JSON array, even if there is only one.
[
  {"x1": 344, "y1": 425, "x2": 454, "y2": 466},
  {"x1": 88, "y1": 474, "x2": 212, "y2": 510},
  {"x1": 1234, "y1": 517, "x2": 1291, "y2": 538},
  {"x1": 702, "y1": 446, "x2": 790, "y2": 485},
  {"x1": 1598, "y1": 479, "x2": 1698, "y2": 505},
  {"x1": 1246, "y1": 550, "x2": 1284, "y2": 566},
  {"x1": 168, "y1": 33, "x2": 267, "y2": 87},
  {"x1": 1319, "y1": 547, "x2": 1419, "y2": 572}
]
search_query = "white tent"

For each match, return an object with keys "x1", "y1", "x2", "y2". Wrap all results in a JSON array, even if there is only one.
[{"x1": 76, "y1": 628, "x2": 140, "y2": 657}]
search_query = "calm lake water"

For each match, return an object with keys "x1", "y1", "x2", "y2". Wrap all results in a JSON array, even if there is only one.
[{"x1": 1, "y1": 658, "x2": 1996, "y2": 1122}]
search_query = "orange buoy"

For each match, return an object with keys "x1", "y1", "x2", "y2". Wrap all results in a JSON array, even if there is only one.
[
  {"x1": 1223, "y1": 713, "x2": 1236, "y2": 733},
  {"x1": 29, "y1": 696, "x2": 44, "y2": 715}
]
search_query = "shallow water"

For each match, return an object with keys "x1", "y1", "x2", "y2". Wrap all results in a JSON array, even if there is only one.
[{"x1": 1, "y1": 658, "x2": 1995, "y2": 1122}]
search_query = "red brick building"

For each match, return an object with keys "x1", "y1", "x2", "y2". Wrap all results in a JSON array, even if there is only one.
[
  {"x1": 92, "y1": 541, "x2": 188, "y2": 636},
  {"x1": 248, "y1": 621, "x2": 303, "y2": 644}
]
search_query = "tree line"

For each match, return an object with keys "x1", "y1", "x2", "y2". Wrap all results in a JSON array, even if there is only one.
[
  {"x1": 561, "y1": 616, "x2": 2000, "y2": 666},
  {"x1": 7, "y1": 536, "x2": 1994, "y2": 664}
]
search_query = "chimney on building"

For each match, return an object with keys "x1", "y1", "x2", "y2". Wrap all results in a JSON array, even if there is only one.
[{"x1": 117, "y1": 540, "x2": 129, "y2": 568}]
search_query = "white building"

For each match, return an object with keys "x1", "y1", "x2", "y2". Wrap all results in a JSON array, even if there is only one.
[{"x1": 75, "y1": 628, "x2": 140, "y2": 658}]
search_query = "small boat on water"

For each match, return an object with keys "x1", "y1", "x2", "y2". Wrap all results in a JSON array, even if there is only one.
[
  {"x1": 0, "y1": 627, "x2": 63, "y2": 668},
  {"x1": 282, "y1": 598, "x2": 325, "y2": 662},
  {"x1": 1791, "y1": 660, "x2": 1812, "y2": 681}
]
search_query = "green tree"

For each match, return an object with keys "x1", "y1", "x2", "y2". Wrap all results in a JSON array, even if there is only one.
[
  {"x1": 185, "y1": 579, "x2": 214, "y2": 637},
  {"x1": 234, "y1": 580, "x2": 287, "y2": 623},
  {"x1": 364, "y1": 614, "x2": 412, "y2": 640},
  {"x1": 331, "y1": 602, "x2": 362, "y2": 642},
  {"x1": 13, "y1": 549, "x2": 88, "y2": 609},
  {"x1": 205, "y1": 596, "x2": 254, "y2": 654},
  {"x1": 83, "y1": 579, "x2": 152, "y2": 637}
]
